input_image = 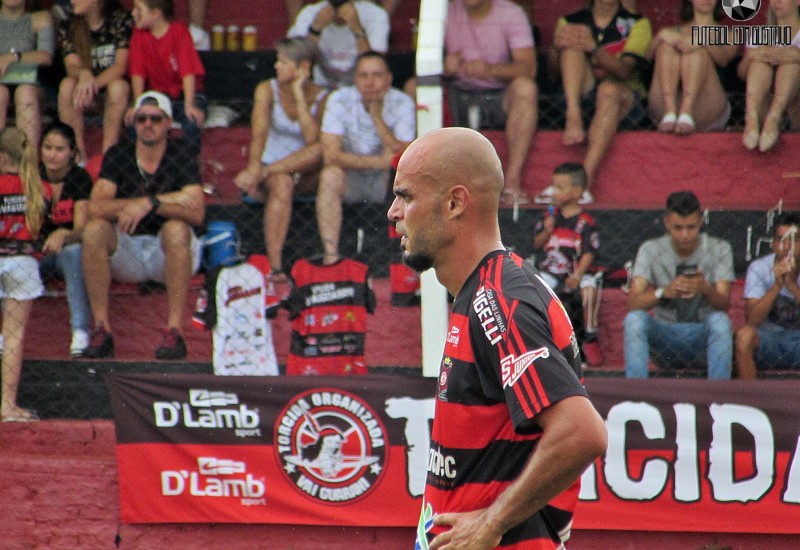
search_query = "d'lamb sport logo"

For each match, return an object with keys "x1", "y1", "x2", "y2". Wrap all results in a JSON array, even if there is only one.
[
  {"x1": 722, "y1": 0, "x2": 760, "y2": 22},
  {"x1": 275, "y1": 389, "x2": 387, "y2": 504}
]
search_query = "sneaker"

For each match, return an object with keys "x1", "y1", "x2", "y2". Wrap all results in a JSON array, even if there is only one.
[
  {"x1": 189, "y1": 24, "x2": 210, "y2": 51},
  {"x1": 70, "y1": 329, "x2": 89, "y2": 358},
  {"x1": 578, "y1": 189, "x2": 594, "y2": 205},
  {"x1": 155, "y1": 328, "x2": 187, "y2": 360},
  {"x1": 582, "y1": 340, "x2": 604, "y2": 367},
  {"x1": 534, "y1": 185, "x2": 555, "y2": 204},
  {"x1": 84, "y1": 327, "x2": 115, "y2": 359}
]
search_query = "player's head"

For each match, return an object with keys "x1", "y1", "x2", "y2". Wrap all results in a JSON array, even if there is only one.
[
  {"x1": 550, "y1": 162, "x2": 587, "y2": 207},
  {"x1": 388, "y1": 127, "x2": 503, "y2": 273},
  {"x1": 772, "y1": 212, "x2": 800, "y2": 261},
  {"x1": 664, "y1": 191, "x2": 703, "y2": 255}
]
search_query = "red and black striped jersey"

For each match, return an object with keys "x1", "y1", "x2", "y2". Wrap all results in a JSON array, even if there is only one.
[
  {"x1": 0, "y1": 174, "x2": 51, "y2": 256},
  {"x1": 285, "y1": 257, "x2": 376, "y2": 376},
  {"x1": 419, "y1": 249, "x2": 588, "y2": 549}
]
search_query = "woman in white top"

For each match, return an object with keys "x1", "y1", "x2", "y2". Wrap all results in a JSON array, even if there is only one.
[
  {"x1": 234, "y1": 37, "x2": 328, "y2": 279},
  {"x1": 737, "y1": 0, "x2": 800, "y2": 151}
]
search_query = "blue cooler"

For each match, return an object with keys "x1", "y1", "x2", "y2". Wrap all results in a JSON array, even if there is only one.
[{"x1": 203, "y1": 220, "x2": 241, "y2": 270}]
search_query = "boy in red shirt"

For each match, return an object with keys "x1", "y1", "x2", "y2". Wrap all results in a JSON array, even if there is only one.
[{"x1": 126, "y1": 0, "x2": 206, "y2": 155}]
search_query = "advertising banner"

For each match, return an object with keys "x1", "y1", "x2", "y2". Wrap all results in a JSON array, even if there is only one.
[{"x1": 107, "y1": 374, "x2": 800, "y2": 532}]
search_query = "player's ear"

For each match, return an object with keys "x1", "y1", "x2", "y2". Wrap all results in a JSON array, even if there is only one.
[{"x1": 448, "y1": 186, "x2": 468, "y2": 217}]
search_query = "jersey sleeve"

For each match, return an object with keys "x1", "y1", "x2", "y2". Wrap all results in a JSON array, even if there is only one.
[{"x1": 470, "y1": 279, "x2": 587, "y2": 431}]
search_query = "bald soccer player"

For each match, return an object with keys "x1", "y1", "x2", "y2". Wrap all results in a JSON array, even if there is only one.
[{"x1": 388, "y1": 127, "x2": 607, "y2": 550}]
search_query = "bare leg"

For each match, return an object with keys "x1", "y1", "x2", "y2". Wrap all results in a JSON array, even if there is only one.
[
  {"x1": 316, "y1": 165, "x2": 348, "y2": 264},
  {"x1": 559, "y1": 48, "x2": 593, "y2": 145},
  {"x1": 14, "y1": 84, "x2": 42, "y2": 148},
  {"x1": 677, "y1": 48, "x2": 730, "y2": 131},
  {"x1": 501, "y1": 77, "x2": 537, "y2": 197},
  {"x1": 734, "y1": 325, "x2": 759, "y2": 379},
  {"x1": 583, "y1": 81, "x2": 634, "y2": 185},
  {"x1": 743, "y1": 61, "x2": 774, "y2": 148},
  {"x1": 263, "y1": 172, "x2": 294, "y2": 271},
  {"x1": 102, "y1": 78, "x2": 130, "y2": 153},
  {"x1": 0, "y1": 298, "x2": 34, "y2": 420},
  {"x1": 161, "y1": 220, "x2": 193, "y2": 330},
  {"x1": 82, "y1": 218, "x2": 117, "y2": 330},
  {"x1": 648, "y1": 41, "x2": 681, "y2": 129},
  {"x1": 0, "y1": 85, "x2": 9, "y2": 131},
  {"x1": 760, "y1": 63, "x2": 800, "y2": 151},
  {"x1": 58, "y1": 76, "x2": 87, "y2": 160}
]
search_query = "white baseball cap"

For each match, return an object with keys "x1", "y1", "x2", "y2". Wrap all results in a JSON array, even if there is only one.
[{"x1": 134, "y1": 91, "x2": 173, "y2": 119}]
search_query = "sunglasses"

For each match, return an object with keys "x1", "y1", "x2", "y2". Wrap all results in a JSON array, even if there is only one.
[{"x1": 135, "y1": 113, "x2": 166, "y2": 124}]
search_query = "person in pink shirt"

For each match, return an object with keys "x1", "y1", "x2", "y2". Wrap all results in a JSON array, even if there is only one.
[
  {"x1": 125, "y1": 0, "x2": 206, "y2": 155},
  {"x1": 444, "y1": 0, "x2": 538, "y2": 206}
]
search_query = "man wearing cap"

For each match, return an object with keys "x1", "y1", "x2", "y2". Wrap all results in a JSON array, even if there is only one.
[
  {"x1": 317, "y1": 51, "x2": 415, "y2": 264},
  {"x1": 81, "y1": 90, "x2": 205, "y2": 360}
]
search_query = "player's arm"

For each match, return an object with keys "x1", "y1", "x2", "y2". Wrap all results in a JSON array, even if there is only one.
[{"x1": 430, "y1": 396, "x2": 607, "y2": 549}]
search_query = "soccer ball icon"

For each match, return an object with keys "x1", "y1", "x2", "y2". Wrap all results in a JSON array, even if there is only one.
[{"x1": 722, "y1": 0, "x2": 760, "y2": 22}]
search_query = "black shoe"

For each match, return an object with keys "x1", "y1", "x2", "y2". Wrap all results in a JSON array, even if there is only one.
[
  {"x1": 155, "y1": 328, "x2": 187, "y2": 360},
  {"x1": 83, "y1": 327, "x2": 115, "y2": 359}
]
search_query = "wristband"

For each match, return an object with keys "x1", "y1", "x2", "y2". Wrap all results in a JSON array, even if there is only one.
[
  {"x1": 10, "y1": 48, "x2": 21, "y2": 62},
  {"x1": 654, "y1": 287, "x2": 664, "y2": 300},
  {"x1": 308, "y1": 26, "x2": 321, "y2": 37},
  {"x1": 148, "y1": 194, "x2": 161, "y2": 212}
]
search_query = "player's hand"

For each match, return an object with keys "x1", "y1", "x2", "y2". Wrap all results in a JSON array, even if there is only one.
[
  {"x1": 429, "y1": 509, "x2": 502, "y2": 550},
  {"x1": 461, "y1": 59, "x2": 490, "y2": 79},
  {"x1": 116, "y1": 198, "x2": 151, "y2": 234}
]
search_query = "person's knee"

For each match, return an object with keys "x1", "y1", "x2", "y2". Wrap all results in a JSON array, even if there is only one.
[
  {"x1": 319, "y1": 166, "x2": 347, "y2": 196},
  {"x1": 596, "y1": 81, "x2": 626, "y2": 104},
  {"x1": 265, "y1": 173, "x2": 294, "y2": 201},
  {"x1": 58, "y1": 77, "x2": 77, "y2": 101},
  {"x1": 160, "y1": 220, "x2": 192, "y2": 250},
  {"x1": 705, "y1": 311, "x2": 732, "y2": 336},
  {"x1": 105, "y1": 79, "x2": 131, "y2": 105},
  {"x1": 82, "y1": 218, "x2": 114, "y2": 250},
  {"x1": 624, "y1": 310, "x2": 649, "y2": 336},
  {"x1": 507, "y1": 76, "x2": 537, "y2": 105},
  {"x1": 735, "y1": 325, "x2": 759, "y2": 353}
]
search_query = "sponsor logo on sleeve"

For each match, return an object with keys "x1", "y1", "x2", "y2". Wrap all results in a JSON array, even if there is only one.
[
  {"x1": 501, "y1": 348, "x2": 550, "y2": 388},
  {"x1": 472, "y1": 285, "x2": 506, "y2": 346}
]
